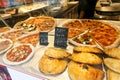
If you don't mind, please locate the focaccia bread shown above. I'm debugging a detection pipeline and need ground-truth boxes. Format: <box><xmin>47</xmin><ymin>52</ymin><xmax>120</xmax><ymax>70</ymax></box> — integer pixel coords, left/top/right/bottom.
<box><xmin>73</xmin><ymin>46</ymin><xmax>103</xmax><ymax>54</ymax></box>
<box><xmin>68</xmin><ymin>61</ymin><xmax>104</xmax><ymax>80</ymax></box>
<box><xmin>39</xmin><ymin>55</ymin><xmax>67</xmax><ymax>75</ymax></box>
<box><xmin>44</xmin><ymin>47</ymin><xmax>71</xmax><ymax>58</ymax></box>
<box><xmin>104</xmin><ymin>48</ymin><xmax>120</xmax><ymax>59</ymax></box>
<box><xmin>69</xmin><ymin>52</ymin><xmax>102</xmax><ymax>65</ymax></box>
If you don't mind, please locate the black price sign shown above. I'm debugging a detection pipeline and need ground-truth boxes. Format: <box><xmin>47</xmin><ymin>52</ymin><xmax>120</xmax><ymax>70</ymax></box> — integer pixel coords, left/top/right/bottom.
<box><xmin>54</xmin><ymin>27</ymin><xmax>68</xmax><ymax>49</ymax></box>
<box><xmin>39</xmin><ymin>32</ymin><xmax>48</xmax><ymax>45</ymax></box>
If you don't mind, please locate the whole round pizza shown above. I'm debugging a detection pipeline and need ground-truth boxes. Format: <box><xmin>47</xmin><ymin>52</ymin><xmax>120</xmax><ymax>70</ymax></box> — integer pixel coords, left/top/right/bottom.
<box><xmin>14</xmin><ymin>16</ymin><xmax>56</xmax><ymax>32</ymax></box>
<box><xmin>63</xmin><ymin>19</ymin><xmax>120</xmax><ymax>49</ymax></box>
<box><xmin>3</xmin><ymin>44</ymin><xmax>34</xmax><ymax>65</ymax></box>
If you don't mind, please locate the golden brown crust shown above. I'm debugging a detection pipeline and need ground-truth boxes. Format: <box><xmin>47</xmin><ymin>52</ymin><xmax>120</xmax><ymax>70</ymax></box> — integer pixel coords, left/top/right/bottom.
<box><xmin>107</xmin><ymin>69</ymin><xmax>120</xmax><ymax>80</ymax></box>
<box><xmin>69</xmin><ymin>52</ymin><xmax>102</xmax><ymax>65</ymax></box>
<box><xmin>104</xmin><ymin>48</ymin><xmax>120</xmax><ymax>59</ymax></box>
<box><xmin>68</xmin><ymin>61</ymin><xmax>104</xmax><ymax>80</ymax></box>
<box><xmin>39</xmin><ymin>55</ymin><xmax>67</xmax><ymax>75</ymax></box>
<box><xmin>44</xmin><ymin>47</ymin><xmax>71</xmax><ymax>58</ymax></box>
<box><xmin>104</xmin><ymin>58</ymin><xmax>120</xmax><ymax>73</ymax></box>
<box><xmin>73</xmin><ymin>46</ymin><xmax>103</xmax><ymax>54</ymax></box>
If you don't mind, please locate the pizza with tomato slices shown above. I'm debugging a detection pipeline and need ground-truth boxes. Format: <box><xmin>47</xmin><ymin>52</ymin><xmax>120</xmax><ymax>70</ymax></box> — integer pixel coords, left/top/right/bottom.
<box><xmin>3</xmin><ymin>44</ymin><xmax>34</xmax><ymax>65</ymax></box>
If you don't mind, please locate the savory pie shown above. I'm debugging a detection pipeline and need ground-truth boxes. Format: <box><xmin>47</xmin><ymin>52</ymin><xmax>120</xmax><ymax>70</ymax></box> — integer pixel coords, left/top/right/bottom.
<box><xmin>104</xmin><ymin>58</ymin><xmax>120</xmax><ymax>73</ymax></box>
<box><xmin>44</xmin><ymin>47</ymin><xmax>71</xmax><ymax>58</ymax></box>
<box><xmin>69</xmin><ymin>52</ymin><xmax>102</xmax><ymax>65</ymax></box>
<box><xmin>39</xmin><ymin>55</ymin><xmax>67</xmax><ymax>75</ymax></box>
<box><xmin>73</xmin><ymin>46</ymin><xmax>103</xmax><ymax>54</ymax></box>
<box><xmin>107</xmin><ymin>69</ymin><xmax>120</xmax><ymax>80</ymax></box>
<box><xmin>68</xmin><ymin>61</ymin><xmax>104</xmax><ymax>80</ymax></box>
<box><xmin>104</xmin><ymin>48</ymin><xmax>120</xmax><ymax>59</ymax></box>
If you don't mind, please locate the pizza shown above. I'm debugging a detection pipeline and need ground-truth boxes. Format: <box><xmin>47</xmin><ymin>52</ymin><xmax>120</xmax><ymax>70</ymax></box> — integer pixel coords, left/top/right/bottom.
<box><xmin>0</xmin><ymin>29</ymin><xmax>24</xmax><ymax>42</ymax></box>
<box><xmin>65</xmin><ymin>19</ymin><xmax>120</xmax><ymax>49</ymax></box>
<box><xmin>63</xmin><ymin>20</ymin><xmax>83</xmax><ymax>29</ymax></box>
<box><xmin>0</xmin><ymin>27</ymin><xmax>11</xmax><ymax>33</ymax></box>
<box><xmin>0</xmin><ymin>39</ymin><xmax>13</xmax><ymax>54</ymax></box>
<box><xmin>68</xmin><ymin>28</ymin><xmax>84</xmax><ymax>38</ymax></box>
<box><xmin>3</xmin><ymin>44</ymin><xmax>34</xmax><ymax>65</ymax></box>
<box><xmin>17</xmin><ymin>32</ymin><xmax>39</xmax><ymax>46</ymax></box>
<box><xmin>89</xmin><ymin>23</ymin><xmax>120</xmax><ymax>49</ymax></box>
<box><xmin>62</xmin><ymin>20</ymin><xmax>85</xmax><ymax>38</ymax></box>
<box><xmin>81</xmin><ymin>19</ymin><xmax>103</xmax><ymax>30</ymax></box>
<box><xmin>70</xmin><ymin>32</ymin><xmax>96</xmax><ymax>47</ymax></box>
<box><xmin>14</xmin><ymin>16</ymin><xmax>56</xmax><ymax>32</ymax></box>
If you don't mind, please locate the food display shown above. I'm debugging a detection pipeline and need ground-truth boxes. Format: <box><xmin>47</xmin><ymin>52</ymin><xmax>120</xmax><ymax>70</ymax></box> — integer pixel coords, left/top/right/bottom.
<box><xmin>0</xmin><ymin>39</ymin><xmax>13</xmax><ymax>54</ymax></box>
<box><xmin>14</xmin><ymin>16</ymin><xmax>56</xmax><ymax>32</ymax></box>
<box><xmin>3</xmin><ymin>44</ymin><xmax>34</xmax><ymax>65</ymax></box>
<box><xmin>0</xmin><ymin>18</ymin><xmax>120</xmax><ymax>80</ymax></box>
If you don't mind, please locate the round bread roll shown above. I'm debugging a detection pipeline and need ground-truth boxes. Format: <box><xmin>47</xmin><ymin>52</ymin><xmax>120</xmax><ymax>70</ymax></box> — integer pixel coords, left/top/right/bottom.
<box><xmin>44</xmin><ymin>47</ymin><xmax>71</xmax><ymax>58</ymax></box>
<box><xmin>107</xmin><ymin>69</ymin><xmax>120</xmax><ymax>80</ymax></box>
<box><xmin>104</xmin><ymin>58</ymin><xmax>120</xmax><ymax>74</ymax></box>
<box><xmin>68</xmin><ymin>61</ymin><xmax>104</xmax><ymax>80</ymax></box>
<box><xmin>69</xmin><ymin>52</ymin><xmax>102</xmax><ymax>65</ymax></box>
<box><xmin>73</xmin><ymin>46</ymin><xmax>103</xmax><ymax>54</ymax></box>
<box><xmin>104</xmin><ymin>48</ymin><xmax>120</xmax><ymax>59</ymax></box>
<box><xmin>39</xmin><ymin>55</ymin><xmax>67</xmax><ymax>75</ymax></box>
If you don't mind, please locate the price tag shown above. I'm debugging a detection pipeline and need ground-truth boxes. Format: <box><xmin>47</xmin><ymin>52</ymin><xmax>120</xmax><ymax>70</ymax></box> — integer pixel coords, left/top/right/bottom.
<box><xmin>39</xmin><ymin>32</ymin><xmax>48</xmax><ymax>45</ymax></box>
<box><xmin>54</xmin><ymin>27</ymin><xmax>68</xmax><ymax>49</ymax></box>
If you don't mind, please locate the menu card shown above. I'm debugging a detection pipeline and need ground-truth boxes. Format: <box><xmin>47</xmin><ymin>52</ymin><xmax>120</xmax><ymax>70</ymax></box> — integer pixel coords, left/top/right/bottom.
<box><xmin>54</xmin><ymin>27</ymin><xmax>68</xmax><ymax>49</ymax></box>
<box><xmin>39</xmin><ymin>32</ymin><xmax>48</xmax><ymax>45</ymax></box>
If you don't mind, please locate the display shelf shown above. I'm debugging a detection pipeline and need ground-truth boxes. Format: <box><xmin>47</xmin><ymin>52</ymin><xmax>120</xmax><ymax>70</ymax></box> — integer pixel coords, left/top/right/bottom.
<box><xmin>0</xmin><ymin>18</ymin><xmax>120</xmax><ymax>80</ymax></box>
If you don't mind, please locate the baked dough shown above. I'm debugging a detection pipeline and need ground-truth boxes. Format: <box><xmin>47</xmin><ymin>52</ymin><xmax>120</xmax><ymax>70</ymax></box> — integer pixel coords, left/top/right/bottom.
<box><xmin>107</xmin><ymin>69</ymin><xmax>120</xmax><ymax>80</ymax></box>
<box><xmin>39</xmin><ymin>55</ymin><xmax>67</xmax><ymax>75</ymax></box>
<box><xmin>104</xmin><ymin>58</ymin><xmax>120</xmax><ymax>73</ymax></box>
<box><xmin>68</xmin><ymin>61</ymin><xmax>104</xmax><ymax>80</ymax></box>
<box><xmin>104</xmin><ymin>48</ymin><xmax>120</xmax><ymax>59</ymax></box>
<box><xmin>44</xmin><ymin>47</ymin><xmax>71</xmax><ymax>58</ymax></box>
<box><xmin>69</xmin><ymin>52</ymin><xmax>102</xmax><ymax>65</ymax></box>
<box><xmin>73</xmin><ymin>46</ymin><xmax>103</xmax><ymax>54</ymax></box>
